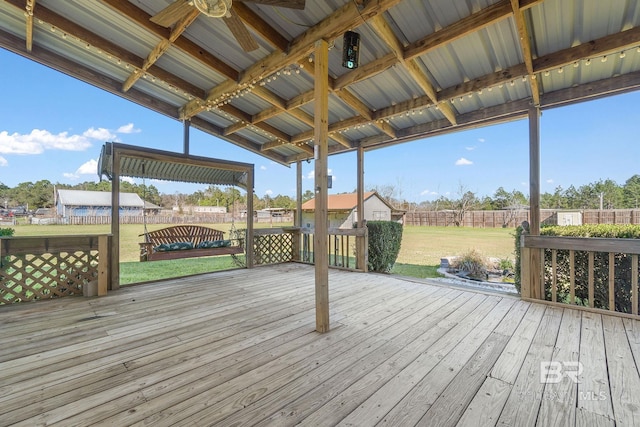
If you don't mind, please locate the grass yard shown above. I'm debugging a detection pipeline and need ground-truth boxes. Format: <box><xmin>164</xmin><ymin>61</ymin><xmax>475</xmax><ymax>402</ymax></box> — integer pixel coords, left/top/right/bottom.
<box><xmin>8</xmin><ymin>223</ymin><xmax>517</xmax><ymax>283</ymax></box>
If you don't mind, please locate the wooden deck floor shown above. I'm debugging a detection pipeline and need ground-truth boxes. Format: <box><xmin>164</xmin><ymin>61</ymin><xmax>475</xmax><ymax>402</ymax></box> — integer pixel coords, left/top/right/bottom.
<box><xmin>1</xmin><ymin>264</ymin><xmax>640</xmax><ymax>426</ymax></box>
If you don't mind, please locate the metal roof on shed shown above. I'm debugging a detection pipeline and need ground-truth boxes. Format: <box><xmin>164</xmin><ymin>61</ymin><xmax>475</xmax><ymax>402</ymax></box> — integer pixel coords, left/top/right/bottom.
<box><xmin>57</xmin><ymin>190</ymin><xmax>143</xmax><ymax>208</ymax></box>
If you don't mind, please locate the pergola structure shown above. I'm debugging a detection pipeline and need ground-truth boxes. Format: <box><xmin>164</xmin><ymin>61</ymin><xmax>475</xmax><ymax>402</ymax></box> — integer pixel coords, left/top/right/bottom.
<box><xmin>2</xmin><ymin>0</ymin><xmax>640</xmax><ymax>331</ymax></box>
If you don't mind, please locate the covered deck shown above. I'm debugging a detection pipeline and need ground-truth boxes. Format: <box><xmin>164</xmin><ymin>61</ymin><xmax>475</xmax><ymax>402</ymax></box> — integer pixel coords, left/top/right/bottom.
<box><xmin>1</xmin><ymin>264</ymin><xmax>638</xmax><ymax>426</ymax></box>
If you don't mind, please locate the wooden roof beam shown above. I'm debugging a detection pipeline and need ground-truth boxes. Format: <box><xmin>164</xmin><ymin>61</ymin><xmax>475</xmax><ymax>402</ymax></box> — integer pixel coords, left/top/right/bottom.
<box><xmin>4</xmin><ymin>0</ymin><xmax>207</xmax><ymax>99</ymax></box>
<box><xmin>403</xmin><ymin>0</ymin><xmax>545</xmax><ymax>60</ymax></box>
<box><xmin>123</xmin><ymin>10</ymin><xmax>199</xmax><ymax>92</ymax></box>
<box><xmin>534</xmin><ymin>25</ymin><xmax>640</xmax><ymax>73</ymax></box>
<box><xmin>510</xmin><ymin>0</ymin><xmax>540</xmax><ymax>106</ymax></box>
<box><xmin>0</xmin><ymin>27</ymin><xmax>288</xmax><ymax>166</ymax></box>
<box><xmin>101</xmin><ymin>0</ymin><xmax>238</xmax><ymax>80</ymax></box>
<box><xmin>232</xmin><ymin>2</ymin><xmax>289</xmax><ymax>52</ymax></box>
<box><xmin>370</xmin><ymin>15</ymin><xmax>457</xmax><ymax>125</ymax></box>
<box><xmin>181</xmin><ymin>0</ymin><xmax>404</xmax><ymax>119</ymax></box>
<box><xmin>439</xmin><ymin>26</ymin><xmax>640</xmax><ymax>102</ymax></box>
<box><xmin>25</xmin><ymin>0</ymin><xmax>35</xmax><ymax>51</ymax></box>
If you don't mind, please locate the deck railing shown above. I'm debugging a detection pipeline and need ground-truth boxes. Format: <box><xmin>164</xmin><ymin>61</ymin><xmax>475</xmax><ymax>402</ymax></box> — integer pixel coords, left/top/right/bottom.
<box><xmin>0</xmin><ymin>234</ymin><xmax>111</xmax><ymax>304</ymax></box>
<box><xmin>251</xmin><ymin>227</ymin><xmax>368</xmax><ymax>272</ymax></box>
<box><xmin>521</xmin><ymin>235</ymin><xmax>640</xmax><ymax>318</ymax></box>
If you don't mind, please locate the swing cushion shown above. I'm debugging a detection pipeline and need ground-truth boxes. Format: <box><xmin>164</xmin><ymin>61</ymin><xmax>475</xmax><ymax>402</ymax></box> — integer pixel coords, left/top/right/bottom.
<box><xmin>154</xmin><ymin>241</ymin><xmax>194</xmax><ymax>252</ymax></box>
<box><xmin>197</xmin><ymin>239</ymin><xmax>231</xmax><ymax>249</ymax></box>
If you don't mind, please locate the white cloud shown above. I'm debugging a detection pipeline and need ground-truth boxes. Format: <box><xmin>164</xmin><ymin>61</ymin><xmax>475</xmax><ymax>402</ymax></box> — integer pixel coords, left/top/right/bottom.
<box><xmin>120</xmin><ymin>176</ymin><xmax>135</xmax><ymax>184</ymax></box>
<box><xmin>478</xmin><ymin>138</ymin><xmax>486</xmax><ymax>143</ymax></box>
<box><xmin>260</xmin><ymin>165</ymin><xmax>267</xmax><ymax>170</ymax></box>
<box><xmin>0</xmin><ymin>156</ymin><xmax>7</xmax><ymax>166</ymax></box>
<box><xmin>546</xmin><ymin>178</ymin><xmax>554</xmax><ymax>184</ymax></box>
<box><xmin>465</xmin><ymin>146</ymin><xmax>475</xmax><ymax>151</ymax></box>
<box><xmin>420</xmin><ymin>189</ymin><xmax>438</xmax><ymax>196</ymax></box>
<box><xmin>62</xmin><ymin>159</ymin><xmax>99</xmax><ymax>181</ymax></box>
<box><xmin>455</xmin><ymin>157</ymin><xmax>473</xmax><ymax>166</ymax></box>
<box><xmin>0</xmin><ymin>129</ymin><xmax>93</xmax><ymax>154</ymax></box>
<box><xmin>83</xmin><ymin>127</ymin><xmax>117</xmax><ymax>141</ymax></box>
<box><xmin>265</xmin><ymin>189</ymin><xmax>273</xmax><ymax>196</ymax></box>
<box><xmin>521</xmin><ymin>182</ymin><xmax>528</xmax><ymax>186</ymax></box>
<box><xmin>77</xmin><ymin>159</ymin><xmax>98</xmax><ymax>175</ymax></box>
<box><xmin>116</xmin><ymin>123</ymin><xmax>140</xmax><ymax>134</ymax></box>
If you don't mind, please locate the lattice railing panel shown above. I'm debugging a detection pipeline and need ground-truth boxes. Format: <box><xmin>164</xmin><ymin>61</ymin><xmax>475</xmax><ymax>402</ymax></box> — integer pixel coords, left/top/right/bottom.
<box><xmin>0</xmin><ymin>250</ymin><xmax>99</xmax><ymax>304</ymax></box>
<box><xmin>253</xmin><ymin>233</ymin><xmax>293</xmax><ymax>266</ymax></box>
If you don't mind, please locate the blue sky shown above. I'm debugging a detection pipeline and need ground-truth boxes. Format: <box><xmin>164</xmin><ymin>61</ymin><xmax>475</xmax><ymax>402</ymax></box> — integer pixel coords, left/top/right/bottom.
<box><xmin>1</xmin><ymin>48</ymin><xmax>640</xmax><ymax>203</ymax></box>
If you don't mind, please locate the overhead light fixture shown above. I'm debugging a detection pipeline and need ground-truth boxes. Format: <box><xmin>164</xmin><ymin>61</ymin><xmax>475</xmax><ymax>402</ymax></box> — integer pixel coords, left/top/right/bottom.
<box><xmin>342</xmin><ymin>31</ymin><xmax>360</xmax><ymax>69</ymax></box>
<box><xmin>194</xmin><ymin>0</ymin><xmax>232</xmax><ymax>18</ymax></box>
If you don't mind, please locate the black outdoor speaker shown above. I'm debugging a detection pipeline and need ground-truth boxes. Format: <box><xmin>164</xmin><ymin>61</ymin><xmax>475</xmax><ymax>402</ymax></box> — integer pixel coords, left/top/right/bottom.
<box><xmin>342</xmin><ymin>31</ymin><xmax>360</xmax><ymax>69</ymax></box>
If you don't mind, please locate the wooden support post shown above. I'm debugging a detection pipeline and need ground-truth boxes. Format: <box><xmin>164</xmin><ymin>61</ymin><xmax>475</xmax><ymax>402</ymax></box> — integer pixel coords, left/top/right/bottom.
<box><xmin>246</xmin><ymin>165</ymin><xmax>255</xmax><ymax>269</ymax></box>
<box><xmin>110</xmin><ymin>149</ymin><xmax>120</xmax><ymax>291</ymax></box>
<box><xmin>97</xmin><ymin>235</ymin><xmax>109</xmax><ymax>296</ymax></box>
<box><xmin>356</xmin><ymin>145</ymin><xmax>367</xmax><ymax>271</ymax></box>
<box><xmin>527</xmin><ymin>105</ymin><xmax>542</xmax><ymax>299</ymax></box>
<box><xmin>314</xmin><ymin>39</ymin><xmax>330</xmax><ymax>333</ymax></box>
<box><xmin>183</xmin><ymin>119</ymin><xmax>190</xmax><ymax>155</ymax></box>
<box><xmin>291</xmin><ymin>228</ymin><xmax>301</xmax><ymax>262</ymax></box>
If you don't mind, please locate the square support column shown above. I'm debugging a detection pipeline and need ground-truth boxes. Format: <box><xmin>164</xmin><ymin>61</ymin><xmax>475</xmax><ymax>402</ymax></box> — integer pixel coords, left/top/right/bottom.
<box><xmin>314</xmin><ymin>39</ymin><xmax>330</xmax><ymax>333</ymax></box>
<box><xmin>527</xmin><ymin>105</ymin><xmax>542</xmax><ymax>299</ymax></box>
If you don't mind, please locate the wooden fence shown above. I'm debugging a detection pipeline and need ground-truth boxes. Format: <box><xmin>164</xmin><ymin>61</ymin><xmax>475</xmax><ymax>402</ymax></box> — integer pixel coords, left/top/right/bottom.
<box><xmin>29</xmin><ymin>214</ymin><xmax>294</xmax><ymax>226</ymax></box>
<box><xmin>405</xmin><ymin>209</ymin><xmax>640</xmax><ymax>228</ymax></box>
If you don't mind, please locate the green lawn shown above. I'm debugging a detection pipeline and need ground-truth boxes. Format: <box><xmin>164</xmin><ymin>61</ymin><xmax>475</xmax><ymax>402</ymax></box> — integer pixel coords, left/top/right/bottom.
<box><xmin>8</xmin><ymin>223</ymin><xmax>517</xmax><ymax>282</ymax></box>
<box><xmin>391</xmin><ymin>226</ymin><xmax>516</xmax><ymax>279</ymax></box>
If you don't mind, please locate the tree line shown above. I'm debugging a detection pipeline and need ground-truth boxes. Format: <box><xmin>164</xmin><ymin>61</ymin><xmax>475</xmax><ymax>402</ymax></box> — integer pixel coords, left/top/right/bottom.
<box><xmin>0</xmin><ymin>180</ymin><xmax>309</xmax><ymax>212</ymax></box>
<box><xmin>3</xmin><ymin>174</ymin><xmax>640</xmax><ymax>214</ymax></box>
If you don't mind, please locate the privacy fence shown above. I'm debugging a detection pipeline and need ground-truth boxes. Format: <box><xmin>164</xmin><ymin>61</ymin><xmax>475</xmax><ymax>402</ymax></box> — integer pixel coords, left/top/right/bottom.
<box><xmin>31</xmin><ymin>214</ymin><xmax>294</xmax><ymax>226</ymax></box>
<box><xmin>404</xmin><ymin>209</ymin><xmax>640</xmax><ymax>228</ymax></box>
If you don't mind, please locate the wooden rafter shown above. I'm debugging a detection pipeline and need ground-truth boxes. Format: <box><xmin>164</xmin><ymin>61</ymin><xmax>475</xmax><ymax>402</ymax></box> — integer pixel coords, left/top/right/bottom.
<box><xmin>8</xmin><ymin>0</ymin><xmax>640</xmax><ymax>166</ymax></box>
<box><xmin>180</xmin><ymin>0</ymin><xmax>404</xmax><ymax>119</ymax></box>
<box><xmin>369</xmin><ymin>15</ymin><xmax>457</xmax><ymax>125</ymax></box>
<box><xmin>403</xmin><ymin>0</ymin><xmax>544</xmax><ymax>60</ymax></box>
<box><xmin>510</xmin><ymin>0</ymin><xmax>540</xmax><ymax>106</ymax></box>
<box><xmin>101</xmin><ymin>0</ymin><xmax>238</xmax><ymax>80</ymax></box>
<box><xmin>25</xmin><ymin>0</ymin><xmax>35</xmax><ymax>51</ymax></box>
<box><xmin>122</xmin><ymin>9</ymin><xmax>199</xmax><ymax>92</ymax></box>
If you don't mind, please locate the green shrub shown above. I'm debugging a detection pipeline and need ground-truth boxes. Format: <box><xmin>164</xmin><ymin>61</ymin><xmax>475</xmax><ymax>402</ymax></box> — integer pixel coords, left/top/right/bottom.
<box><xmin>513</xmin><ymin>225</ymin><xmax>524</xmax><ymax>293</ymax></box>
<box><xmin>514</xmin><ymin>224</ymin><xmax>640</xmax><ymax>312</ymax></box>
<box><xmin>367</xmin><ymin>221</ymin><xmax>403</xmax><ymax>273</ymax></box>
<box><xmin>0</xmin><ymin>228</ymin><xmax>14</xmax><ymax>237</ymax></box>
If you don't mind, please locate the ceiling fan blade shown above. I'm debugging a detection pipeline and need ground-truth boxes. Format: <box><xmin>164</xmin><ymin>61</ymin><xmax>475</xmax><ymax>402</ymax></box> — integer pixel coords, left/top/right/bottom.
<box><xmin>224</xmin><ymin>9</ymin><xmax>259</xmax><ymax>52</ymax></box>
<box><xmin>150</xmin><ymin>0</ymin><xmax>195</xmax><ymax>27</ymax></box>
<box><xmin>241</xmin><ymin>0</ymin><xmax>306</xmax><ymax>10</ymax></box>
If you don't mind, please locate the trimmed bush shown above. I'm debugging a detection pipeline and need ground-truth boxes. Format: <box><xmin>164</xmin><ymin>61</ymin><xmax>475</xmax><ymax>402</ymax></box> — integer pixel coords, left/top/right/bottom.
<box><xmin>513</xmin><ymin>225</ymin><xmax>524</xmax><ymax>293</ymax></box>
<box><xmin>514</xmin><ymin>224</ymin><xmax>640</xmax><ymax>312</ymax></box>
<box><xmin>0</xmin><ymin>228</ymin><xmax>14</xmax><ymax>237</ymax></box>
<box><xmin>367</xmin><ymin>221</ymin><xmax>403</xmax><ymax>273</ymax></box>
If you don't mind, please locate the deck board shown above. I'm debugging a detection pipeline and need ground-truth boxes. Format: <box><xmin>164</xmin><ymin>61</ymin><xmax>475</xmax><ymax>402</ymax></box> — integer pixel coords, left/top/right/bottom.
<box><xmin>0</xmin><ymin>264</ymin><xmax>639</xmax><ymax>426</ymax></box>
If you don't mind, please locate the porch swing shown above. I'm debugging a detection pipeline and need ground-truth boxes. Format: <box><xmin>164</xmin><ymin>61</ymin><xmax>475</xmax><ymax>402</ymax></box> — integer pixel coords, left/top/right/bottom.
<box><xmin>98</xmin><ymin>142</ymin><xmax>253</xmax><ymax>264</ymax></box>
<box><xmin>138</xmin><ymin>170</ymin><xmax>245</xmax><ymax>262</ymax></box>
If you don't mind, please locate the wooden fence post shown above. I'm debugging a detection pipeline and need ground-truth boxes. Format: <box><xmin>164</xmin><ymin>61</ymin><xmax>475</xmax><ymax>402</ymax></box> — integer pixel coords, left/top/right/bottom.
<box><xmin>98</xmin><ymin>235</ymin><xmax>109</xmax><ymax>296</ymax></box>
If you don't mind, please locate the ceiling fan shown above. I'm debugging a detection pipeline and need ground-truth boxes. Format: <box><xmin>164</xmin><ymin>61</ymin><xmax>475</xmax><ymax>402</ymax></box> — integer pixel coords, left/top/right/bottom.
<box><xmin>150</xmin><ymin>0</ymin><xmax>306</xmax><ymax>52</ymax></box>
